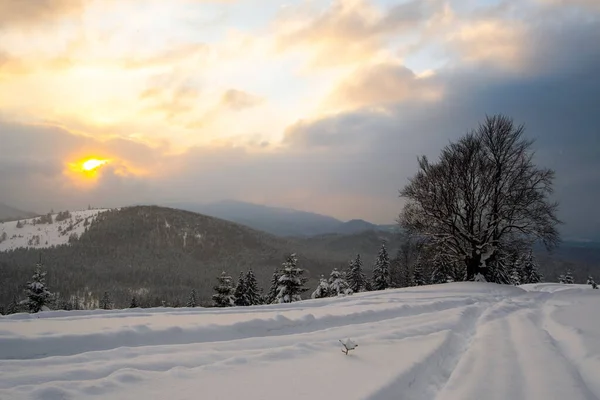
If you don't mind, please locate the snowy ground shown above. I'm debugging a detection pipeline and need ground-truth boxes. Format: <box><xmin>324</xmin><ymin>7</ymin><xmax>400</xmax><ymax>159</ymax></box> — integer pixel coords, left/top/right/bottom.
<box><xmin>1</xmin><ymin>283</ymin><xmax>598</xmax><ymax>400</ymax></box>
<box><xmin>0</xmin><ymin>209</ymin><xmax>109</xmax><ymax>252</ymax></box>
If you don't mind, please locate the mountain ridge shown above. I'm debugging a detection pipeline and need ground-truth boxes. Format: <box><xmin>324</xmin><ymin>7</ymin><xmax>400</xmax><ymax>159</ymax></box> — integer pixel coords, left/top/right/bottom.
<box><xmin>162</xmin><ymin>199</ymin><xmax>397</xmax><ymax>237</ymax></box>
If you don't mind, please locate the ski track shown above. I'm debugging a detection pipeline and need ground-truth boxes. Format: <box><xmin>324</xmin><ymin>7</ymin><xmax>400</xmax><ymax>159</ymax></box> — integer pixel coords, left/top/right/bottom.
<box><xmin>0</xmin><ymin>283</ymin><xmax>598</xmax><ymax>400</ymax></box>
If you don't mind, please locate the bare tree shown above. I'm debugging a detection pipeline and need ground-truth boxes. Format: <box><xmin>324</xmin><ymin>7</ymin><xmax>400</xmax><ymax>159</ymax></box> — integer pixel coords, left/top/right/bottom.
<box><xmin>399</xmin><ymin>115</ymin><xmax>560</xmax><ymax>281</ymax></box>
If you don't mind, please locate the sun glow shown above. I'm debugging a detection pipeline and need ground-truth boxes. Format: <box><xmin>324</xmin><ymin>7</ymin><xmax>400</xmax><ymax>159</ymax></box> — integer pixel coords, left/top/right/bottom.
<box><xmin>82</xmin><ymin>158</ymin><xmax>108</xmax><ymax>171</ymax></box>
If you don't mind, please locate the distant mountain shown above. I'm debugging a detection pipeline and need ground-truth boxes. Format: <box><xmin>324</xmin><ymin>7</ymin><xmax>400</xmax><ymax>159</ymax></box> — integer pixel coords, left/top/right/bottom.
<box><xmin>163</xmin><ymin>200</ymin><xmax>397</xmax><ymax>237</ymax></box>
<box><xmin>0</xmin><ymin>206</ymin><xmax>398</xmax><ymax>308</ymax></box>
<box><xmin>0</xmin><ymin>203</ymin><xmax>37</xmax><ymax>222</ymax></box>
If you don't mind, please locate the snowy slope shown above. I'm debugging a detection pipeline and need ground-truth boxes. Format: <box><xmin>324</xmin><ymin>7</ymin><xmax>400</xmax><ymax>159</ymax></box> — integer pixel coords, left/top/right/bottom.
<box><xmin>0</xmin><ymin>283</ymin><xmax>599</xmax><ymax>400</ymax></box>
<box><xmin>0</xmin><ymin>209</ymin><xmax>109</xmax><ymax>252</ymax></box>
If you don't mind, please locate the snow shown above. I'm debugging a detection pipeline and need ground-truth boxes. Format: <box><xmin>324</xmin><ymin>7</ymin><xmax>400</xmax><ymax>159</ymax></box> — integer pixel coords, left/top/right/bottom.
<box><xmin>1</xmin><ymin>283</ymin><xmax>599</xmax><ymax>399</ymax></box>
<box><xmin>0</xmin><ymin>209</ymin><xmax>109</xmax><ymax>252</ymax></box>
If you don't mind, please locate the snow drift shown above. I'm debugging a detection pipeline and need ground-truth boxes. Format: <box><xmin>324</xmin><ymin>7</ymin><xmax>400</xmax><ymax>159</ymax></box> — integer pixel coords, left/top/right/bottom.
<box><xmin>0</xmin><ymin>283</ymin><xmax>598</xmax><ymax>400</ymax></box>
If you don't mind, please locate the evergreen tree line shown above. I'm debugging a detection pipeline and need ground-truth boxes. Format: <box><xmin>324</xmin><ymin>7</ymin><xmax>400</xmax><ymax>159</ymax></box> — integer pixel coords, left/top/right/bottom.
<box><xmin>2</xmin><ymin>237</ymin><xmax>592</xmax><ymax>316</ymax></box>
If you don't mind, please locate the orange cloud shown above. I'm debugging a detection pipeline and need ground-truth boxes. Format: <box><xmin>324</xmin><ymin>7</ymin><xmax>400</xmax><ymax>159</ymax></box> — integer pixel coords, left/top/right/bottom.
<box><xmin>274</xmin><ymin>0</ymin><xmax>427</xmax><ymax>68</ymax></box>
<box><xmin>0</xmin><ymin>0</ymin><xmax>83</xmax><ymax>29</ymax></box>
<box><xmin>447</xmin><ymin>19</ymin><xmax>527</xmax><ymax>69</ymax></box>
<box><xmin>324</xmin><ymin>62</ymin><xmax>443</xmax><ymax>112</ymax></box>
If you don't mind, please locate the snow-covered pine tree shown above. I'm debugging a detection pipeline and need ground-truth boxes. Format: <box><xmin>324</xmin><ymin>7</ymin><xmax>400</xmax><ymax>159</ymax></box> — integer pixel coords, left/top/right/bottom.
<box><xmin>587</xmin><ymin>276</ymin><xmax>598</xmax><ymax>289</ymax></box>
<box><xmin>509</xmin><ymin>262</ymin><xmax>521</xmax><ymax>286</ymax></box>
<box><xmin>186</xmin><ymin>289</ymin><xmax>197</xmax><ymax>307</ymax></box>
<box><xmin>24</xmin><ymin>262</ymin><xmax>53</xmax><ymax>313</ymax></box>
<box><xmin>403</xmin><ymin>263</ymin><xmax>413</xmax><ymax>287</ymax></box>
<box><xmin>99</xmin><ymin>291</ymin><xmax>112</xmax><ymax>310</ymax></box>
<box><xmin>244</xmin><ymin>269</ymin><xmax>262</xmax><ymax>305</ymax></box>
<box><xmin>587</xmin><ymin>276</ymin><xmax>594</xmax><ymax>285</ymax></box>
<box><xmin>233</xmin><ymin>271</ymin><xmax>249</xmax><ymax>306</ymax></box>
<box><xmin>276</xmin><ymin>253</ymin><xmax>308</xmax><ymax>303</ymax></box>
<box><xmin>213</xmin><ymin>271</ymin><xmax>235</xmax><ymax>307</ymax></box>
<box><xmin>558</xmin><ymin>274</ymin><xmax>566</xmax><ymax>284</ymax></box>
<box><xmin>6</xmin><ymin>295</ymin><xmax>19</xmax><ymax>314</ymax></box>
<box><xmin>413</xmin><ymin>258</ymin><xmax>426</xmax><ymax>286</ymax></box>
<box><xmin>130</xmin><ymin>296</ymin><xmax>139</xmax><ymax>308</ymax></box>
<box><xmin>329</xmin><ymin>268</ymin><xmax>352</xmax><ymax>296</ymax></box>
<box><xmin>311</xmin><ymin>275</ymin><xmax>330</xmax><ymax>299</ymax></box>
<box><xmin>266</xmin><ymin>269</ymin><xmax>281</xmax><ymax>304</ymax></box>
<box><xmin>347</xmin><ymin>254</ymin><xmax>366</xmax><ymax>293</ymax></box>
<box><xmin>431</xmin><ymin>256</ymin><xmax>451</xmax><ymax>284</ymax></box>
<box><xmin>520</xmin><ymin>251</ymin><xmax>542</xmax><ymax>284</ymax></box>
<box><xmin>372</xmin><ymin>243</ymin><xmax>391</xmax><ymax>290</ymax></box>
<box><xmin>563</xmin><ymin>270</ymin><xmax>574</xmax><ymax>284</ymax></box>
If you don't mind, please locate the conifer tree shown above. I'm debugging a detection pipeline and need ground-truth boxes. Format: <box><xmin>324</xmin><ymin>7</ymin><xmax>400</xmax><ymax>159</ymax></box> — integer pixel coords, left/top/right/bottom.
<box><xmin>431</xmin><ymin>256</ymin><xmax>451</xmax><ymax>284</ymax></box>
<box><xmin>347</xmin><ymin>254</ymin><xmax>366</xmax><ymax>293</ymax></box>
<box><xmin>510</xmin><ymin>262</ymin><xmax>521</xmax><ymax>286</ymax></box>
<box><xmin>212</xmin><ymin>271</ymin><xmax>234</xmax><ymax>307</ymax></box>
<box><xmin>372</xmin><ymin>243</ymin><xmax>390</xmax><ymax>290</ymax></box>
<box><xmin>403</xmin><ymin>263</ymin><xmax>413</xmax><ymax>287</ymax></box>
<box><xmin>72</xmin><ymin>295</ymin><xmax>81</xmax><ymax>310</ymax></box>
<box><xmin>559</xmin><ymin>274</ymin><xmax>566</xmax><ymax>284</ymax></box>
<box><xmin>311</xmin><ymin>275</ymin><xmax>330</xmax><ymax>299</ymax></box>
<box><xmin>99</xmin><ymin>291</ymin><xmax>112</xmax><ymax>310</ymax></box>
<box><xmin>328</xmin><ymin>268</ymin><xmax>352</xmax><ymax>296</ymax></box>
<box><xmin>6</xmin><ymin>295</ymin><xmax>20</xmax><ymax>314</ymax></box>
<box><xmin>244</xmin><ymin>269</ymin><xmax>262</xmax><ymax>305</ymax></box>
<box><xmin>266</xmin><ymin>269</ymin><xmax>281</xmax><ymax>304</ymax></box>
<box><xmin>233</xmin><ymin>271</ymin><xmax>249</xmax><ymax>306</ymax></box>
<box><xmin>563</xmin><ymin>269</ymin><xmax>574</xmax><ymax>284</ymax></box>
<box><xmin>130</xmin><ymin>296</ymin><xmax>139</xmax><ymax>308</ymax></box>
<box><xmin>275</xmin><ymin>253</ymin><xmax>308</xmax><ymax>303</ymax></box>
<box><xmin>413</xmin><ymin>259</ymin><xmax>426</xmax><ymax>286</ymax></box>
<box><xmin>587</xmin><ymin>276</ymin><xmax>598</xmax><ymax>289</ymax></box>
<box><xmin>24</xmin><ymin>262</ymin><xmax>53</xmax><ymax>313</ymax></box>
<box><xmin>521</xmin><ymin>251</ymin><xmax>542</xmax><ymax>284</ymax></box>
<box><xmin>187</xmin><ymin>289</ymin><xmax>197</xmax><ymax>307</ymax></box>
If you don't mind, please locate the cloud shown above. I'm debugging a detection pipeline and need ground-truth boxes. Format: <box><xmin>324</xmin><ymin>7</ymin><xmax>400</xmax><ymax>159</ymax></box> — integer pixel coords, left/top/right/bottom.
<box><xmin>220</xmin><ymin>89</ymin><xmax>264</xmax><ymax>110</ymax></box>
<box><xmin>0</xmin><ymin>0</ymin><xmax>599</xmax><ymax>240</ymax></box>
<box><xmin>0</xmin><ymin>0</ymin><xmax>83</xmax><ymax>29</ymax></box>
<box><xmin>323</xmin><ymin>62</ymin><xmax>442</xmax><ymax>111</ymax></box>
<box><xmin>274</xmin><ymin>0</ymin><xmax>432</xmax><ymax>67</ymax></box>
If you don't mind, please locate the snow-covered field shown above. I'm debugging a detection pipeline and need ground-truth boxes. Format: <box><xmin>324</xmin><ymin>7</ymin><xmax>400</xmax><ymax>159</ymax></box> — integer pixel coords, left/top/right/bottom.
<box><xmin>1</xmin><ymin>282</ymin><xmax>598</xmax><ymax>400</ymax></box>
<box><xmin>0</xmin><ymin>209</ymin><xmax>109</xmax><ymax>252</ymax></box>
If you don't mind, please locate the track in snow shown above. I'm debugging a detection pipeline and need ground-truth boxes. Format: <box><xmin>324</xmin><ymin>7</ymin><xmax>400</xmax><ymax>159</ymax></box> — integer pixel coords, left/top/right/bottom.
<box><xmin>0</xmin><ymin>282</ymin><xmax>598</xmax><ymax>400</ymax></box>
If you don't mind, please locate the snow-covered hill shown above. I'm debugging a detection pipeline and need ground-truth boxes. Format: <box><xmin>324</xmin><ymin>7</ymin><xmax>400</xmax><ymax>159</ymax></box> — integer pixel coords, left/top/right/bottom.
<box><xmin>0</xmin><ymin>209</ymin><xmax>109</xmax><ymax>252</ymax></box>
<box><xmin>1</xmin><ymin>283</ymin><xmax>598</xmax><ymax>399</ymax></box>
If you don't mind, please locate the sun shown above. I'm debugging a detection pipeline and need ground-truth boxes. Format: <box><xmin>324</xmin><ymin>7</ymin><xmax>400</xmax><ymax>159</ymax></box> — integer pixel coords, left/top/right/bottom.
<box><xmin>82</xmin><ymin>158</ymin><xmax>108</xmax><ymax>172</ymax></box>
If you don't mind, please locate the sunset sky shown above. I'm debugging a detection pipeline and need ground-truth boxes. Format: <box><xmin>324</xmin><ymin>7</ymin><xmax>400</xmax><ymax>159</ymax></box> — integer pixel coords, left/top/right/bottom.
<box><xmin>1</xmin><ymin>0</ymin><xmax>599</xmax><ymax>239</ymax></box>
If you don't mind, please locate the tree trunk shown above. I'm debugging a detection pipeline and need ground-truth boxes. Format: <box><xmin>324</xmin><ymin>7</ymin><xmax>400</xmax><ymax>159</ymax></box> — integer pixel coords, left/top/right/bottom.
<box><xmin>465</xmin><ymin>252</ymin><xmax>486</xmax><ymax>281</ymax></box>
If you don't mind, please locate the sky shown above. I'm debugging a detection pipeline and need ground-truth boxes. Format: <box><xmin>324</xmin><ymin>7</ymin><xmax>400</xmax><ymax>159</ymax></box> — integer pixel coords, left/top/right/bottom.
<box><xmin>0</xmin><ymin>0</ymin><xmax>599</xmax><ymax>240</ymax></box>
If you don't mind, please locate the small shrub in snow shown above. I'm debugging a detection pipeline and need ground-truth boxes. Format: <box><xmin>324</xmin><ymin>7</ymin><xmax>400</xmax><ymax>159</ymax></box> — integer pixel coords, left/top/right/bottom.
<box><xmin>130</xmin><ymin>296</ymin><xmax>139</xmax><ymax>308</ymax></box>
<box><xmin>563</xmin><ymin>270</ymin><xmax>574</xmax><ymax>284</ymax></box>
<box><xmin>339</xmin><ymin>338</ymin><xmax>358</xmax><ymax>355</ymax></box>
<box><xmin>587</xmin><ymin>276</ymin><xmax>598</xmax><ymax>289</ymax></box>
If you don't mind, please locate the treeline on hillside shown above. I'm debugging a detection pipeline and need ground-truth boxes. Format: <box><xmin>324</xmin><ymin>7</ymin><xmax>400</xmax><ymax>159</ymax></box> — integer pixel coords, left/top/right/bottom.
<box><xmin>8</xmin><ymin>235</ymin><xmax>592</xmax><ymax>315</ymax></box>
<box><xmin>0</xmin><ymin>206</ymin><xmax>399</xmax><ymax>309</ymax></box>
